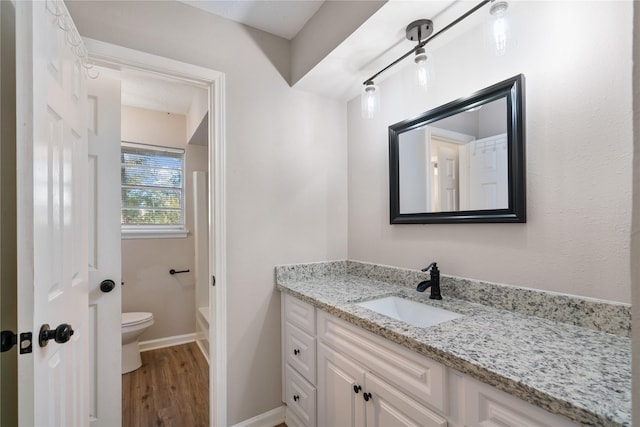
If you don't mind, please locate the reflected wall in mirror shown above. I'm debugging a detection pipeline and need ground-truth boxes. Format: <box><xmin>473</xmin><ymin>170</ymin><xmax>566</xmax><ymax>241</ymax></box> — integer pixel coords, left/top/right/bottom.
<box><xmin>389</xmin><ymin>74</ymin><xmax>525</xmax><ymax>223</ymax></box>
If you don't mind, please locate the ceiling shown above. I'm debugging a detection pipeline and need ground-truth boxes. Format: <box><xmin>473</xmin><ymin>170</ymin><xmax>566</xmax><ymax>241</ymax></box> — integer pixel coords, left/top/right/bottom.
<box><xmin>96</xmin><ymin>66</ymin><xmax>207</xmax><ymax>115</ymax></box>
<box><xmin>178</xmin><ymin>0</ymin><xmax>325</xmax><ymax>40</ymax></box>
<box><xmin>177</xmin><ymin>0</ymin><xmax>485</xmax><ymax>101</ymax></box>
<box><xmin>94</xmin><ymin>0</ymin><xmax>486</xmax><ymax>112</ymax></box>
<box><xmin>294</xmin><ymin>1</ymin><xmax>488</xmax><ymax>101</ymax></box>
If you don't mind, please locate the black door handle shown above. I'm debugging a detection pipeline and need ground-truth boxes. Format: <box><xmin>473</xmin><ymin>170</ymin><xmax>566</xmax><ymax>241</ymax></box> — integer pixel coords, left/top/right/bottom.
<box><xmin>100</xmin><ymin>279</ymin><xmax>116</xmax><ymax>293</ymax></box>
<box><xmin>39</xmin><ymin>324</ymin><xmax>74</xmax><ymax>347</ymax></box>
<box><xmin>363</xmin><ymin>392</ymin><xmax>372</xmax><ymax>402</ymax></box>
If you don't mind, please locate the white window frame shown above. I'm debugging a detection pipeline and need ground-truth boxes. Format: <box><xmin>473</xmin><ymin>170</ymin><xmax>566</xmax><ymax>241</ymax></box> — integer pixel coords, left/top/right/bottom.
<box><xmin>121</xmin><ymin>141</ymin><xmax>188</xmax><ymax>239</ymax></box>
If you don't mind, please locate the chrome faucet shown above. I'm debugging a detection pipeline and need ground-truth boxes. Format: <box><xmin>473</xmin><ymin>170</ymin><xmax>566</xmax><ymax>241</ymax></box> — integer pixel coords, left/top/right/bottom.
<box><xmin>416</xmin><ymin>262</ymin><xmax>442</xmax><ymax>300</ymax></box>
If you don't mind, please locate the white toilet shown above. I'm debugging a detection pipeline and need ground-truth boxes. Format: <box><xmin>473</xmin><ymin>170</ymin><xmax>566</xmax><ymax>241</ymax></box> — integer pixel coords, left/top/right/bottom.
<box><xmin>121</xmin><ymin>312</ymin><xmax>154</xmax><ymax>374</ymax></box>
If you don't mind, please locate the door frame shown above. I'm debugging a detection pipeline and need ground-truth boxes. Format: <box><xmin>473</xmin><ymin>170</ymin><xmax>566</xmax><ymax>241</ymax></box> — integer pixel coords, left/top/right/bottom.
<box><xmin>83</xmin><ymin>38</ymin><xmax>228</xmax><ymax>426</ymax></box>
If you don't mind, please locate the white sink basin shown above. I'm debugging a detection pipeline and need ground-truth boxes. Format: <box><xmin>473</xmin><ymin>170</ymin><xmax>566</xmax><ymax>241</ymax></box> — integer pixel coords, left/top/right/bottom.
<box><xmin>356</xmin><ymin>296</ymin><xmax>463</xmax><ymax>328</ymax></box>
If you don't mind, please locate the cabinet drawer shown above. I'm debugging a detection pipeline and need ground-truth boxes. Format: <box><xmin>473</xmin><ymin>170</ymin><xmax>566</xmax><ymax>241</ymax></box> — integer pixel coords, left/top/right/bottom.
<box><xmin>285</xmin><ymin>293</ymin><xmax>316</xmax><ymax>334</ymax></box>
<box><xmin>462</xmin><ymin>375</ymin><xmax>577</xmax><ymax>427</ymax></box>
<box><xmin>285</xmin><ymin>322</ymin><xmax>316</xmax><ymax>384</ymax></box>
<box><xmin>285</xmin><ymin>365</ymin><xmax>317</xmax><ymax>427</ymax></box>
<box><xmin>317</xmin><ymin>310</ymin><xmax>446</xmax><ymax>413</ymax></box>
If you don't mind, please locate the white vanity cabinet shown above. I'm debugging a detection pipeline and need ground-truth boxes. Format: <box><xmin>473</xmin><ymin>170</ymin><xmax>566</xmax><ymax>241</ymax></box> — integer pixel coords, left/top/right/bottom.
<box><xmin>318</xmin><ymin>342</ymin><xmax>447</xmax><ymax>427</ymax></box>
<box><xmin>316</xmin><ymin>310</ymin><xmax>448</xmax><ymax>427</ymax></box>
<box><xmin>282</xmin><ymin>293</ymin><xmax>580</xmax><ymax>427</ymax></box>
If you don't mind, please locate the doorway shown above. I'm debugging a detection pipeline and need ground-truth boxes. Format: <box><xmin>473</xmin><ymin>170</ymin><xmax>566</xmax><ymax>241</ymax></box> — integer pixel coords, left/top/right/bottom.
<box><xmin>86</xmin><ymin>38</ymin><xmax>227</xmax><ymax>426</ymax></box>
<box><xmin>97</xmin><ymin>64</ymin><xmax>210</xmax><ymax>424</ymax></box>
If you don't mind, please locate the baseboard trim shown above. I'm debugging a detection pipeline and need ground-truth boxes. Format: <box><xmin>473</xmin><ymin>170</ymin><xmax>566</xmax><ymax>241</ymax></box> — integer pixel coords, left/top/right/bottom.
<box><xmin>139</xmin><ymin>333</ymin><xmax>196</xmax><ymax>352</ymax></box>
<box><xmin>230</xmin><ymin>405</ymin><xmax>285</xmax><ymax>427</ymax></box>
<box><xmin>284</xmin><ymin>408</ymin><xmax>304</xmax><ymax>427</ymax></box>
<box><xmin>195</xmin><ymin>338</ymin><xmax>210</xmax><ymax>364</ymax></box>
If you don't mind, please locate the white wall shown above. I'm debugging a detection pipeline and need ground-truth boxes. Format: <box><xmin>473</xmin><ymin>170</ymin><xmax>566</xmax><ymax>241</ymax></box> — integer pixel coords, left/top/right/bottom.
<box><xmin>398</xmin><ymin>128</ymin><xmax>428</xmax><ymax>213</ymax></box>
<box><xmin>186</xmin><ymin>88</ymin><xmax>207</xmax><ymax>145</ymax></box>
<box><xmin>66</xmin><ymin>2</ymin><xmax>348</xmax><ymax>423</ymax></box>
<box><xmin>348</xmin><ymin>1</ymin><xmax>633</xmax><ymax>303</ymax></box>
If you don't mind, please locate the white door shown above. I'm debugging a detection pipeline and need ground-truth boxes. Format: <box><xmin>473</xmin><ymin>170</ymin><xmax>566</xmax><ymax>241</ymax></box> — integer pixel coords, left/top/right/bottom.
<box><xmin>87</xmin><ymin>74</ymin><xmax>122</xmax><ymax>426</ymax></box>
<box><xmin>16</xmin><ymin>1</ymin><xmax>89</xmax><ymax>425</ymax></box>
<box><xmin>469</xmin><ymin>134</ymin><xmax>509</xmax><ymax>210</ymax></box>
<box><xmin>317</xmin><ymin>343</ymin><xmax>366</xmax><ymax>427</ymax></box>
<box><xmin>364</xmin><ymin>374</ymin><xmax>446</xmax><ymax>427</ymax></box>
<box><xmin>437</xmin><ymin>144</ymin><xmax>459</xmax><ymax>212</ymax></box>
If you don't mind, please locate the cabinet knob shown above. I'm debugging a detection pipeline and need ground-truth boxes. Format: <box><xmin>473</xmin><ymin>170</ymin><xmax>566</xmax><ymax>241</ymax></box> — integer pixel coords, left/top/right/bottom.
<box><xmin>293</xmin><ymin>348</ymin><xmax>300</xmax><ymax>355</ymax></box>
<box><xmin>363</xmin><ymin>392</ymin><xmax>372</xmax><ymax>402</ymax></box>
<box><xmin>293</xmin><ymin>395</ymin><xmax>300</xmax><ymax>402</ymax></box>
<box><xmin>353</xmin><ymin>385</ymin><xmax>362</xmax><ymax>394</ymax></box>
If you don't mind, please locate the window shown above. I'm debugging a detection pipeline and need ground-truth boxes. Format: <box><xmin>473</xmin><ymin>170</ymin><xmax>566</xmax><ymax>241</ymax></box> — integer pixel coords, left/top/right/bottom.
<box><xmin>121</xmin><ymin>142</ymin><xmax>186</xmax><ymax>238</ymax></box>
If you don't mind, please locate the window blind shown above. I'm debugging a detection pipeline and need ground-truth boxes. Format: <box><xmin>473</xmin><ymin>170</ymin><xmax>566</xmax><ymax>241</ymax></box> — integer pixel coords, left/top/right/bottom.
<box><xmin>121</xmin><ymin>142</ymin><xmax>185</xmax><ymax>228</ymax></box>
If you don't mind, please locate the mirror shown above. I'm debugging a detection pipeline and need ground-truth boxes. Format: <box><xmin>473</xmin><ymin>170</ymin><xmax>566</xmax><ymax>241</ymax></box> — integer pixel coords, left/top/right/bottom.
<box><xmin>389</xmin><ymin>74</ymin><xmax>526</xmax><ymax>224</ymax></box>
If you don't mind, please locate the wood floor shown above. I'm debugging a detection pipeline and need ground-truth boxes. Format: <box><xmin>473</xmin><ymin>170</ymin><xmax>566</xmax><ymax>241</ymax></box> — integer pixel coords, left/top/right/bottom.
<box><xmin>122</xmin><ymin>342</ymin><xmax>209</xmax><ymax>427</ymax></box>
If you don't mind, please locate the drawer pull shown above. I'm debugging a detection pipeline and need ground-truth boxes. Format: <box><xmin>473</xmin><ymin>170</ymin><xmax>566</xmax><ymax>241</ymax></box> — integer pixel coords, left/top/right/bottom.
<box><xmin>293</xmin><ymin>348</ymin><xmax>300</xmax><ymax>355</ymax></box>
<box><xmin>353</xmin><ymin>385</ymin><xmax>362</xmax><ymax>394</ymax></box>
<box><xmin>363</xmin><ymin>392</ymin><xmax>372</xmax><ymax>402</ymax></box>
<box><xmin>293</xmin><ymin>394</ymin><xmax>300</xmax><ymax>402</ymax></box>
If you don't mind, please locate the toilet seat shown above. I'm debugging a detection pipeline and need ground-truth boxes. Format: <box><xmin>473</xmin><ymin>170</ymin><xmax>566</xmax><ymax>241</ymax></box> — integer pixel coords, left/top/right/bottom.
<box><xmin>122</xmin><ymin>312</ymin><xmax>153</xmax><ymax>327</ymax></box>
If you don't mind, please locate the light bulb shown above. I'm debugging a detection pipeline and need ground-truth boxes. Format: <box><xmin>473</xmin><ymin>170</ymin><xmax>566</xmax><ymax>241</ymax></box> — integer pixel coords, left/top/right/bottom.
<box><xmin>490</xmin><ymin>1</ymin><xmax>508</xmax><ymax>56</ymax></box>
<box><xmin>361</xmin><ymin>82</ymin><xmax>380</xmax><ymax>119</ymax></box>
<box><xmin>414</xmin><ymin>47</ymin><xmax>428</xmax><ymax>90</ymax></box>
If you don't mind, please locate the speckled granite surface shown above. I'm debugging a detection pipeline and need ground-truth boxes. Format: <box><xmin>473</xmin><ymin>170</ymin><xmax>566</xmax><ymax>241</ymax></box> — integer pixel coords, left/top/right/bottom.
<box><xmin>275</xmin><ymin>260</ymin><xmax>632</xmax><ymax>427</ymax></box>
<box><xmin>276</xmin><ymin>260</ymin><xmax>631</xmax><ymax>337</ymax></box>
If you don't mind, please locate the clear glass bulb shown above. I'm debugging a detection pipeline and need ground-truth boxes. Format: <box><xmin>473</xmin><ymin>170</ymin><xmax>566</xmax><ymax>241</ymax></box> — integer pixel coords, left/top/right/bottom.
<box><xmin>361</xmin><ymin>83</ymin><xmax>380</xmax><ymax>119</ymax></box>
<box><xmin>414</xmin><ymin>47</ymin><xmax>428</xmax><ymax>90</ymax></box>
<box><xmin>490</xmin><ymin>2</ymin><xmax>508</xmax><ymax>56</ymax></box>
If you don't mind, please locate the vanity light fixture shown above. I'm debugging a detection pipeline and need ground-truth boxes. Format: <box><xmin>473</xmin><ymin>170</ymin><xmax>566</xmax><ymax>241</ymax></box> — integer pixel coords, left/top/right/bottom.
<box><xmin>490</xmin><ymin>1</ymin><xmax>509</xmax><ymax>56</ymax></box>
<box><xmin>406</xmin><ymin>19</ymin><xmax>433</xmax><ymax>91</ymax></box>
<box><xmin>414</xmin><ymin>46</ymin><xmax>429</xmax><ymax>90</ymax></box>
<box><xmin>361</xmin><ymin>81</ymin><xmax>380</xmax><ymax>119</ymax></box>
<box><xmin>360</xmin><ymin>0</ymin><xmax>507</xmax><ymax>119</ymax></box>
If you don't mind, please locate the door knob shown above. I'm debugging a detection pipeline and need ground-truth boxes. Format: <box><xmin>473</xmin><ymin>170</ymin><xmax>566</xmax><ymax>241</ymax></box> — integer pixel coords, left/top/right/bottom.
<box><xmin>100</xmin><ymin>279</ymin><xmax>116</xmax><ymax>293</ymax></box>
<box><xmin>39</xmin><ymin>323</ymin><xmax>74</xmax><ymax>347</ymax></box>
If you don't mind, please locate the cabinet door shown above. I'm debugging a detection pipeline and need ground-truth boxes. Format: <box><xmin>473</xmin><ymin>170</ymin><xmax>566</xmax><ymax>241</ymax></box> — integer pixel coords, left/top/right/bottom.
<box><xmin>317</xmin><ymin>343</ymin><xmax>366</xmax><ymax>427</ymax></box>
<box><xmin>365</xmin><ymin>373</ymin><xmax>447</xmax><ymax>427</ymax></box>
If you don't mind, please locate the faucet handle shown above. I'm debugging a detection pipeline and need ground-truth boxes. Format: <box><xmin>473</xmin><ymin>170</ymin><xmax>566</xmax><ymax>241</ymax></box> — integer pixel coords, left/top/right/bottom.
<box><xmin>421</xmin><ymin>262</ymin><xmax>437</xmax><ymax>272</ymax></box>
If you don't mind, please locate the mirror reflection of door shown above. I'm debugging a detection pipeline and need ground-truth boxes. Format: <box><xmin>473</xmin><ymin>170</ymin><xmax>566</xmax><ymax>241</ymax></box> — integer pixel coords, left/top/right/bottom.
<box><xmin>436</xmin><ymin>142</ymin><xmax>459</xmax><ymax>212</ymax></box>
<box><xmin>398</xmin><ymin>97</ymin><xmax>508</xmax><ymax>214</ymax></box>
<box><xmin>428</xmin><ymin>128</ymin><xmax>472</xmax><ymax>212</ymax></box>
<box><xmin>469</xmin><ymin>134</ymin><xmax>508</xmax><ymax>210</ymax></box>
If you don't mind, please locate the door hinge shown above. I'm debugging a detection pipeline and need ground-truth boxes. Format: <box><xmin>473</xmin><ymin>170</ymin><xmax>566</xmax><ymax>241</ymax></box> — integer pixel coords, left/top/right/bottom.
<box><xmin>212</xmin><ymin>275</ymin><xmax>216</xmax><ymax>287</ymax></box>
<box><xmin>1</xmin><ymin>330</ymin><xmax>33</xmax><ymax>354</ymax></box>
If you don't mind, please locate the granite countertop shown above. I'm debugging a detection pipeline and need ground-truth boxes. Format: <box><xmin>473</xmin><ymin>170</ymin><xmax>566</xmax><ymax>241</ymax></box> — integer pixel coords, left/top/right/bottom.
<box><xmin>275</xmin><ymin>262</ymin><xmax>631</xmax><ymax>427</ymax></box>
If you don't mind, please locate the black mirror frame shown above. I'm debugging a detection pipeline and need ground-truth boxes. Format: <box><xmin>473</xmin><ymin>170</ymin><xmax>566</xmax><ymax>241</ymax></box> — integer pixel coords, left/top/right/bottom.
<box><xmin>389</xmin><ymin>74</ymin><xmax>526</xmax><ymax>224</ymax></box>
